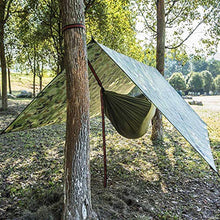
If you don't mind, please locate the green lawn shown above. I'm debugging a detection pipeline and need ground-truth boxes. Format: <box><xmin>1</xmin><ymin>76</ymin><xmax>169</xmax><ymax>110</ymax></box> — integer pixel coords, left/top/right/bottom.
<box><xmin>0</xmin><ymin>71</ymin><xmax>54</xmax><ymax>97</ymax></box>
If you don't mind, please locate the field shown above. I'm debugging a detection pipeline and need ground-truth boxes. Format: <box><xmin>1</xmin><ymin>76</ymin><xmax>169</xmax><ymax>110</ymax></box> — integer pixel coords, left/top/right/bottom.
<box><xmin>0</xmin><ymin>75</ymin><xmax>219</xmax><ymax>219</ymax></box>
<box><xmin>0</xmin><ymin>72</ymin><xmax>54</xmax><ymax>96</ymax></box>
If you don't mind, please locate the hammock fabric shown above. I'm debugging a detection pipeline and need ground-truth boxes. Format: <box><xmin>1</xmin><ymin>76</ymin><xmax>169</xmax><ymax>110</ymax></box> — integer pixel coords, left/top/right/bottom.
<box><xmin>102</xmin><ymin>90</ymin><xmax>156</xmax><ymax>139</ymax></box>
<box><xmin>100</xmin><ymin>90</ymin><xmax>155</xmax><ymax>187</ymax></box>
<box><xmin>89</xmin><ymin>60</ymin><xmax>156</xmax><ymax>186</ymax></box>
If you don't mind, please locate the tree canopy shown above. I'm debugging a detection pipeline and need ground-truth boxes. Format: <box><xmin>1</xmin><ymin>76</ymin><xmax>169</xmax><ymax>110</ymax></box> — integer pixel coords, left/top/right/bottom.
<box><xmin>136</xmin><ymin>0</ymin><xmax>220</xmax><ymax>64</ymax></box>
<box><xmin>168</xmin><ymin>72</ymin><xmax>186</xmax><ymax>91</ymax></box>
<box><xmin>214</xmin><ymin>75</ymin><xmax>220</xmax><ymax>93</ymax></box>
<box><xmin>201</xmin><ymin>70</ymin><xmax>214</xmax><ymax>94</ymax></box>
<box><xmin>188</xmin><ymin>72</ymin><xmax>204</xmax><ymax>93</ymax></box>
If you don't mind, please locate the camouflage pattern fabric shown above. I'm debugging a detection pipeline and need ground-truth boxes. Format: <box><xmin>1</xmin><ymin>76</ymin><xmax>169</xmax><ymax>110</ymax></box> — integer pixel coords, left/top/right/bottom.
<box><xmin>103</xmin><ymin>90</ymin><xmax>156</xmax><ymax>139</ymax></box>
<box><xmin>2</xmin><ymin>40</ymin><xmax>136</xmax><ymax>134</ymax></box>
<box><xmin>2</xmin><ymin>73</ymin><xmax>66</xmax><ymax>133</ymax></box>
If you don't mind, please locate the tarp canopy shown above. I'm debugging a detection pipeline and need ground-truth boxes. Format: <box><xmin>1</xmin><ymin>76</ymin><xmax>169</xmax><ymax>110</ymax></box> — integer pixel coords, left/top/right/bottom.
<box><xmin>1</xmin><ymin>39</ymin><xmax>217</xmax><ymax>173</ymax></box>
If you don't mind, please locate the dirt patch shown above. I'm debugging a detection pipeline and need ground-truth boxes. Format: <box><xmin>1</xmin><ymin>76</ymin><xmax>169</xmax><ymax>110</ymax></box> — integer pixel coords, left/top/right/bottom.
<box><xmin>189</xmin><ymin>95</ymin><xmax>220</xmax><ymax>112</ymax></box>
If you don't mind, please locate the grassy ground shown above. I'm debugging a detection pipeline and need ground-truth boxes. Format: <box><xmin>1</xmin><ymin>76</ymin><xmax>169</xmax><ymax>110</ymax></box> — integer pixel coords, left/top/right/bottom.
<box><xmin>0</xmin><ymin>72</ymin><xmax>53</xmax><ymax>97</ymax></box>
<box><xmin>0</xmin><ymin>85</ymin><xmax>219</xmax><ymax>219</ymax></box>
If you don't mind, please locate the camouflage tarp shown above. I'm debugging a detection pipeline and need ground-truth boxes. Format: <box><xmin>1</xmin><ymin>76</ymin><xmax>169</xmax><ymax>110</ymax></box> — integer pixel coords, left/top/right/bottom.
<box><xmin>1</xmin><ymin>39</ymin><xmax>217</xmax><ymax>172</ymax></box>
<box><xmin>2</xmin><ymin>73</ymin><xmax>66</xmax><ymax>133</ymax></box>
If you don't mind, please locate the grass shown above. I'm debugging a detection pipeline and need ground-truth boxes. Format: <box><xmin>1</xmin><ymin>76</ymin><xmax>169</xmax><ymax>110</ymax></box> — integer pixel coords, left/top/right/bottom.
<box><xmin>0</xmin><ymin>71</ymin><xmax>54</xmax><ymax>96</ymax></box>
<box><xmin>0</xmin><ymin>75</ymin><xmax>219</xmax><ymax>219</ymax></box>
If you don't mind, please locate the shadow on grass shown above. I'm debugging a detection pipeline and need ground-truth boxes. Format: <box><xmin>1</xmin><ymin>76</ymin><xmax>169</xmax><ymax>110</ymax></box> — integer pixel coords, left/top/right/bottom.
<box><xmin>0</xmin><ymin>124</ymin><xmax>65</xmax><ymax>219</ymax></box>
<box><xmin>90</xmin><ymin>120</ymin><xmax>220</xmax><ymax>219</ymax></box>
<box><xmin>0</xmin><ymin>116</ymin><xmax>219</xmax><ymax>219</ymax></box>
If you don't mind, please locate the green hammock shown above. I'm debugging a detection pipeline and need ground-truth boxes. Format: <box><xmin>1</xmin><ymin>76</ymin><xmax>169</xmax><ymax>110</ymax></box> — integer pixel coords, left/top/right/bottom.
<box><xmin>102</xmin><ymin>90</ymin><xmax>156</xmax><ymax>139</ymax></box>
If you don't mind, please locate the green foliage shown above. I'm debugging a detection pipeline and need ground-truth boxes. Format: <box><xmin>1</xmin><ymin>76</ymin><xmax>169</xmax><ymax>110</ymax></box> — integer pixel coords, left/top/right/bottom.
<box><xmin>86</xmin><ymin>0</ymin><xmax>144</xmax><ymax>61</ymax></box>
<box><xmin>201</xmin><ymin>70</ymin><xmax>214</xmax><ymax>94</ymax></box>
<box><xmin>143</xmin><ymin>44</ymin><xmax>156</xmax><ymax>67</ymax></box>
<box><xmin>188</xmin><ymin>72</ymin><xmax>204</xmax><ymax>93</ymax></box>
<box><xmin>136</xmin><ymin>0</ymin><xmax>220</xmax><ymax>63</ymax></box>
<box><xmin>214</xmin><ymin>75</ymin><xmax>220</xmax><ymax>93</ymax></box>
<box><xmin>5</xmin><ymin>0</ymin><xmax>144</xmax><ymax>75</ymax></box>
<box><xmin>168</xmin><ymin>72</ymin><xmax>186</xmax><ymax>91</ymax></box>
<box><xmin>191</xmin><ymin>57</ymin><xmax>208</xmax><ymax>73</ymax></box>
<box><xmin>208</xmin><ymin>59</ymin><xmax>220</xmax><ymax>78</ymax></box>
<box><xmin>165</xmin><ymin>58</ymin><xmax>190</xmax><ymax>77</ymax></box>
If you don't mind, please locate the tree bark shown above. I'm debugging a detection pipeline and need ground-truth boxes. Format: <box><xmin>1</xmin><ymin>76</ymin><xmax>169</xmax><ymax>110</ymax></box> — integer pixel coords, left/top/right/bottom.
<box><xmin>39</xmin><ymin>75</ymin><xmax>42</xmax><ymax>92</ymax></box>
<box><xmin>39</xmin><ymin>63</ymin><xmax>43</xmax><ymax>92</ymax></box>
<box><xmin>61</xmin><ymin>0</ymin><xmax>94</xmax><ymax>219</ymax></box>
<box><xmin>8</xmin><ymin>68</ymin><xmax>12</xmax><ymax>94</ymax></box>
<box><xmin>33</xmin><ymin>46</ymin><xmax>36</xmax><ymax>97</ymax></box>
<box><xmin>0</xmin><ymin>1</ymin><xmax>7</xmax><ymax>110</ymax></box>
<box><xmin>33</xmin><ymin>72</ymin><xmax>36</xmax><ymax>97</ymax></box>
<box><xmin>151</xmin><ymin>0</ymin><xmax>165</xmax><ymax>142</ymax></box>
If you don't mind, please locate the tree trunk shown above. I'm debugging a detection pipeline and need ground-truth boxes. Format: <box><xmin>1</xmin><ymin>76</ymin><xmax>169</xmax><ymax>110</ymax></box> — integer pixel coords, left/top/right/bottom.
<box><xmin>151</xmin><ymin>0</ymin><xmax>165</xmax><ymax>142</ymax></box>
<box><xmin>39</xmin><ymin>75</ymin><xmax>42</xmax><ymax>92</ymax></box>
<box><xmin>0</xmin><ymin>21</ymin><xmax>7</xmax><ymax>110</ymax></box>
<box><xmin>0</xmin><ymin>0</ymin><xmax>7</xmax><ymax>110</ymax></box>
<box><xmin>8</xmin><ymin>68</ymin><xmax>12</xmax><ymax>94</ymax></box>
<box><xmin>33</xmin><ymin>72</ymin><xmax>36</xmax><ymax>97</ymax></box>
<box><xmin>61</xmin><ymin>0</ymin><xmax>94</xmax><ymax>219</ymax></box>
<box><xmin>33</xmin><ymin>49</ymin><xmax>36</xmax><ymax>97</ymax></box>
<box><xmin>39</xmin><ymin>63</ymin><xmax>43</xmax><ymax>92</ymax></box>
<box><xmin>58</xmin><ymin>11</ymin><xmax>65</xmax><ymax>73</ymax></box>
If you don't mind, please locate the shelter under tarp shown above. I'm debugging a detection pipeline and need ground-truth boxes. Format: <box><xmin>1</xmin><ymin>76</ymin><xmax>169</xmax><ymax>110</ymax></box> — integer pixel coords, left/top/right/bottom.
<box><xmin>1</xmin><ymin>39</ymin><xmax>217</xmax><ymax>173</ymax></box>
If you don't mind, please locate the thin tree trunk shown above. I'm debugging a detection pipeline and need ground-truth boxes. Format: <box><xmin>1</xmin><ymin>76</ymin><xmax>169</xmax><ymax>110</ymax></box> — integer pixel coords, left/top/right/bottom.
<box><xmin>33</xmin><ymin>73</ymin><xmax>36</xmax><ymax>97</ymax></box>
<box><xmin>0</xmin><ymin>21</ymin><xmax>7</xmax><ymax>110</ymax></box>
<box><xmin>40</xmin><ymin>63</ymin><xmax>43</xmax><ymax>92</ymax></box>
<box><xmin>39</xmin><ymin>75</ymin><xmax>42</xmax><ymax>92</ymax></box>
<box><xmin>61</xmin><ymin>0</ymin><xmax>95</xmax><ymax>219</ymax></box>
<box><xmin>33</xmin><ymin>50</ymin><xmax>36</xmax><ymax>97</ymax></box>
<box><xmin>151</xmin><ymin>0</ymin><xmax>165</xmax><ymax>142</ymax></box>
<box><xmin>8</xmin><ymin>68</ymin><xmax>12</xmax><ymax>94</ymax></box>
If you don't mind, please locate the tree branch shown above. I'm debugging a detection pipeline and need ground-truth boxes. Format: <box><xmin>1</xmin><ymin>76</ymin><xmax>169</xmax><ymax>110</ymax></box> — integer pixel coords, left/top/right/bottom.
<box><xmin>4</xmin><ymin>0</ymin><xmax>13</xmax><ymax>22</ymax></box>
<box><xmin>165</xmin><ymin>0</ymin><xmax>179</xmax><ymax>17</ymax></box>
<box><xmin>166</xmin><ymin>0</ymin><xmax>187</xmax><ymax>25</ymax></box>
<box><xmin>136</xmin><ymin>2</ymin><xmax>156</xmax><ymax>33</ymax></box>
<box><xmin>166</xmin><ymin>3</ymin><xmax>220</xmax><ymax>50</ymax></box>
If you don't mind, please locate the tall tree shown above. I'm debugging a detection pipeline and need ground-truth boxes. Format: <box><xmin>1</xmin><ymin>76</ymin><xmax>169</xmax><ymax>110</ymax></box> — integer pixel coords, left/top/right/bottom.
<box><xmin>151</xmin><ymin>0</ymin><xmax>165</xmax><ymax>141</ymax></box>
<box><xmin>188</xmin><ymin>72</ymin><xmax>204</xmax><ymax>93</ymax></box>
<box><xmin>201</xmin><ymin>70</ymin><xmax>214</xmax><ymax>94</ymax></box>
<box><xmin>61</xmin><ymin>0</ymin><xmax>94</xmax><ymax>219</ymax></box>
<box><xmin>169</xmin><ymin>72</ymin><xmax>186</xmax><ymax>91</ymax></box>
<box><xmin>18</xmin><ymin>0</ymin><xmax>143</xmax><ymax>78</ymax></box>
<box><xmin>208</xmin><ymin>59</ymin><xmax>220</xmax><ymax>78</ymax></box>
<box><xmin>214</xmin><ymin>75</ymin><xmax>220</xmax><ymax>93</ymax></box>
<box><xmin>0</xmin><ymin>0</ymin><xmax>12</xmax><ymax>110</ymax></box>
<box><xmin>137</xmin><ymin>0</ymin><xmax>220</xmax><ymax>141</ymax></box>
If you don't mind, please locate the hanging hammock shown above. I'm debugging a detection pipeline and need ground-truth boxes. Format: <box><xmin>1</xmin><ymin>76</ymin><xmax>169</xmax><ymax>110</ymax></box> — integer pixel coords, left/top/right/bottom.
<box><xmin>89</xmin><ymin>60</ymin><xmax>156</xmax><ymax>187</ymax></box>
<box><xmin>102</xmin><ymin>90</ymin><xmax>156</xmax><ymax>139</ymax></box>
